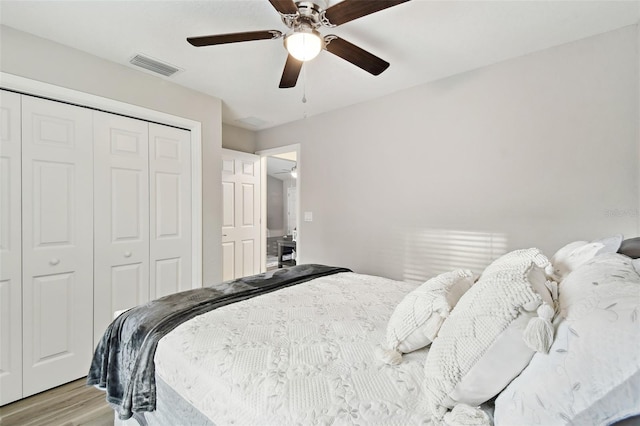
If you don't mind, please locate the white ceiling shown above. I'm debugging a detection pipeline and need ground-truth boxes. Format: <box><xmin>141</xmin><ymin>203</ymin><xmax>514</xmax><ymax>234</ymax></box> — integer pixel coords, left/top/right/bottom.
<box><xmin>267</xmin><ymin>156</ymin><xmax>296</xmax><ymax>180</ymax></box>
<box><xmin>1</xmin><ymin>1</ymin><xmax>638</xmax><ymax>130</ymax></box>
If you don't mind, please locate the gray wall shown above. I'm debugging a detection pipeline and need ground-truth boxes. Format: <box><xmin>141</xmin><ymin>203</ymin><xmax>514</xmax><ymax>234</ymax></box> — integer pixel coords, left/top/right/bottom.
<box><xmin>222</xmin><ymin>123</ymin><xmax>257</xmax><ymax>153</ymax></box>
<box><xmin>256</xmin><ymin>25</ymin><xmax>640</xmax><ymax>282</ymax></box>
<box><xmin>267</xmin><ymin>175</ymin><xmax>285</xmax><ymax>235</ymax></box>
<box><xmin>0</xmin><ymin>25</ymin><xmax>224</xmax><ymax>283</ymax></box>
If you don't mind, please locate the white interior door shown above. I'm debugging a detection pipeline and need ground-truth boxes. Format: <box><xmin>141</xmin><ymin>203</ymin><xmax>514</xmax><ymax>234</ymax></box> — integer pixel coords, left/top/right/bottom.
<box><xmin>21</xmin><ymin>96</ymin><xmax>94</xmax><ymax>397</ymax></box>
<box><xmin>0</xmin><ymin>90</ymin><xmax>23</xmax><ymax>405</ymax></box>
<box><xmin>221</xmin><ymin>149</ymin><xmax>261</xmax><ymax>281</ymax></box>
<box><xmin>93</xmin><ymin>112</ymin><xmax>150</xmax><ymax>343</ymax></box>
<box><xmin>149</xmin><ymin>123</ymin><xmax>191</xmax><ymax>299</ymax></box>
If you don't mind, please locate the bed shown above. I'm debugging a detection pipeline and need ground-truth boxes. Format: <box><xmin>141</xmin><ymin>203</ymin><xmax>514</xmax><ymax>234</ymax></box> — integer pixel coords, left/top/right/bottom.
<box><xmin>89</xmin><ymin>237</ymin><xmax>640</xmax><ymax>426</ymax></box>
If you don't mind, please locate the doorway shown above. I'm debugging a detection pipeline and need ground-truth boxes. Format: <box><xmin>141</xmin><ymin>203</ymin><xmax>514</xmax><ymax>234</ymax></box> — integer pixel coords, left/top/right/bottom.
<box><xmin>257</xmin><ymin>144</ymin><xmax>300</xmax><ymax>271</ymax></box>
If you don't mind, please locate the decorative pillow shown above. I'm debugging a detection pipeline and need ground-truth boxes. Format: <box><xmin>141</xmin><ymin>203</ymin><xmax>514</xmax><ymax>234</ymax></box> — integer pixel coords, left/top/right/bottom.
<box><xmin>423</xmin><ymin>248</ymin><xmax>555</xmax><ymax>421</ymax></box>
<box><xmin>619</xmin><ymin>237</ymin><xmax>640</xmax><ymax>259</ymax></box>
<box><xmin>495</xmin><ymin>253</ymin><xmax>640</xmax><ymax>425</ymax></box>
<box><xmin>379</xmin><ymin>269</ymin><xmax>474</xmax><ymax>365</ymax></box>
<box><xmin>549</xmin><ymin>235</ymin><xmax>623</xmax><ymax>282</ymax></box>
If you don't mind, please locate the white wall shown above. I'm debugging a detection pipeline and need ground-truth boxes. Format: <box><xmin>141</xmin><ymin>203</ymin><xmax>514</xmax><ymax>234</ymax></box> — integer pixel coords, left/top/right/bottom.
<box><xmin>256</xmin><ymin>25</ymin><xmax>640</xmax><ymax>282</ymax></box>
<box><xmin>0</xmin><ymin>25</ymin><xmax>224</xmax><ymax>283</ymax></box>
<box><xmin>222</xmin><ymin>123</ymin><xmax>257</xmax><ymax>153</ymax></box>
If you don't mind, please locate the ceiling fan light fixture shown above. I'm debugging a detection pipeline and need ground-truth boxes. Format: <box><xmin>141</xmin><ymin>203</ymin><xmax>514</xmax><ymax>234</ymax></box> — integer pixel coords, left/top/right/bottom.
<box><xmin>284</xmin><ymin>28</ymin><xmax>323</xmax><ymax>61</ymax></box>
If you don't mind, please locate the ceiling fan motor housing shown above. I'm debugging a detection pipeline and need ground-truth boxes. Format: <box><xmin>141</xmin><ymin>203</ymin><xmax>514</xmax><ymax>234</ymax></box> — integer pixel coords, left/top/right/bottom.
<box><xmin>282</xmin><ymin>1</ymin><xmax>328</xmax><ymax>30</ymax></box>
<box><xmin>281</xmin><ymin>1</ymin><xmax>329</xmax><ymax>61</ymax></box>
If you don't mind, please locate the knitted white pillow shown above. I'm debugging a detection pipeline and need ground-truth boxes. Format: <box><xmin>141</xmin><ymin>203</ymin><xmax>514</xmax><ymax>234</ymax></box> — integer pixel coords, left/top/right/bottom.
<box><xmin>380</xmin><ymin>269</ymin><xmax>474</xmax><ymax>365</ymax></box>
<box><xmin>423</xmin><ymin>248</ymin><xmax>555</xmax><ymax>421</ymax></box>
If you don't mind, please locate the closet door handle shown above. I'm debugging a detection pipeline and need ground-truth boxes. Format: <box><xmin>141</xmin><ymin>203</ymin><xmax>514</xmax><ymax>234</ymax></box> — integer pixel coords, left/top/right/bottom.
<box><xmin>49</xmin><ymin>258</ymin><xmax>60</xmax><ymax>266</ymax></box>
<box><xmin>124</xmin><ymin>251</ymin><xmax>132</xmax><ymax>258</ymax></box>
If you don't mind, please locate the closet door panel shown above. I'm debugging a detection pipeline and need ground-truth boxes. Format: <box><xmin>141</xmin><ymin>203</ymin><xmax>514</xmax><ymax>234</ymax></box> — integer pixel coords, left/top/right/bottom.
<box><xmin>0</xmin><ymin>90</ymin><xmax>23</xmax><ymax>405</ymax></box>
<box><xmin>93</xmin><ymin>112</ymin><xmax>149</xmax><ymax>343</ymax></box>
<box><xmin>21</xmin><ymin>96</ymin><xmax>93</xmax><ymax>397</ymax></box>
<box><xmin>149</xmin><ymin>124</ymin><xmax>191</xmax><ymax>298</ymax></box>
<box><xmin>31</xmin><ymin>274</ymin><xmax>74</xmax><ymax>360</ymax></box>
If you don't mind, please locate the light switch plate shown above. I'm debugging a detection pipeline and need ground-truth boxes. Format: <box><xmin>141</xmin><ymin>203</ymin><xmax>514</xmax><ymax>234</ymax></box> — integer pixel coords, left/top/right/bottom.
<box><xmin>304</xmin><ymin>211</ymin><xmax>313</xmax><ymax>222</ymax></box>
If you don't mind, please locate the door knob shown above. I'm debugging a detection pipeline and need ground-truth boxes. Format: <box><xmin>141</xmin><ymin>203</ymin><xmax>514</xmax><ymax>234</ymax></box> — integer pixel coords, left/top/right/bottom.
<box><xmin>124</xmin><ymin>251</ymin><xmax>132</xmax><ymax>258</ymax></box>
<box><xmin>49</xmin><ymin>258</ymin><xmax>60</xmax><ymax>266</ymax></box>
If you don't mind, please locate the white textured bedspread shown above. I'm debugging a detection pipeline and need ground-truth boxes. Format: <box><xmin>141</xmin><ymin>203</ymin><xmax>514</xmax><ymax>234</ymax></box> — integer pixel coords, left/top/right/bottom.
<box><xmin>155</xmin><ymin>272</ymin><xmax>430</xmax><ymax>425</ymax></box>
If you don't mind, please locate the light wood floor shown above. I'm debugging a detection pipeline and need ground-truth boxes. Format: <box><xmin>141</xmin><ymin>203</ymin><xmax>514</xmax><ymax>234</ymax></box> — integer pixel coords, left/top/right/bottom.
<box><xmin>0</xmin><ymin>378</ymin><xmax>113</xmax><ymax>426</ymax></box>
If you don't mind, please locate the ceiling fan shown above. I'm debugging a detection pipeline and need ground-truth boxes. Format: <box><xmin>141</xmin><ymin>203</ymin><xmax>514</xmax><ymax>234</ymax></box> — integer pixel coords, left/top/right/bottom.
<box><xmin>274</xmin><ymin>166</ymin><xmax>298</xmax><ymax>178</ymax></box>
<box><xmin>187</xmin><ymin>0</ymin><xmax>410</xmax><ymax>88</ymax></box>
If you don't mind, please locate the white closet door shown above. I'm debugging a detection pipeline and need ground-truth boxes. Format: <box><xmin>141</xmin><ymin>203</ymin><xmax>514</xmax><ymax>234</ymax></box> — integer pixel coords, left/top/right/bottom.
<box><xmin>221</xmin><ymin>150</ymin><xmax>261</xmax><ymax>281</ymax></box>
<box><xmin>21</xmin><ymin>96</ymin><xmax>94</xmax><ymax>397</ymax></box>
<box><xmin>0</xmin><ymin>90</ymin><xmax>23</xmax><ymax>405</ymax></box>
<box><xmin>149</xmin><ymin>124</ymin><xmax>191</xmax><ymax>299</ymax></box>
<box><xmin>93</xmin><ymin>112</ymin><xmax>149</xmax><ymax>343</ymax></box>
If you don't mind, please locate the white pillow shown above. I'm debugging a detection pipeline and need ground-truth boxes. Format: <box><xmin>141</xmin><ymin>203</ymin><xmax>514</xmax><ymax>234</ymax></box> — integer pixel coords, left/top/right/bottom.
<box><xmin>549</xmin><ymin>235</ymin><xmax>623</xmax><ymax>282</ymax></box>
<box><xmin>380</xmin><ymin>269</ymin><xmax>474</xmax><ymax>365</ymax></box>
<box><xmin>495</xmin><ymin>253</ymin><xmax>640</xmax><ymax>425</ymax></box>
<box><xmin>423</xmin><ymin>248</ymin><xmax>555</xmax><ymax>421</ymax></box>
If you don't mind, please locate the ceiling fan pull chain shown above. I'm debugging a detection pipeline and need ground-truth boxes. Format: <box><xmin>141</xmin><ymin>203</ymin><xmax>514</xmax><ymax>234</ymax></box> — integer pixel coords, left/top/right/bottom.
<box><xmin>302</xmin><ymin>65</ymin><xmax>308</xmax><ymax>104</ymax></box>
<box><xmin>302</xmin><ymin>66</ymin><xmax>308</xmax><ymax>119</ymax></box>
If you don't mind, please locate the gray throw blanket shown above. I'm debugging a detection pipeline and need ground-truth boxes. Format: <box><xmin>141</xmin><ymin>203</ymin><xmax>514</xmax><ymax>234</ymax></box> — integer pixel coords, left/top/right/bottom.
<box><xmin>87</xmin><ymin>264</ymin><xmax>351</xmax><ymax>420</ymax></box>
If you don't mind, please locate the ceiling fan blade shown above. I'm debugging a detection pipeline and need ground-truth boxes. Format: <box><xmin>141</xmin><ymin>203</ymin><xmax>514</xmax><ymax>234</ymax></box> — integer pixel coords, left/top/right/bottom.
<box><xmin>324</xmin><ymin>36</ymin><xmax>389</xmax><ymax>76</ymax></box>
<box><xmin>323</xmin><ymin>0</ymin><xmax>410</xmax><ymax>26</ymax></box>
<box><xmin>268</xmin><ymin>0</ymin><xmax>298</xmax><ymax>15</ymax></box>
<box><xmin>187</xmin><ymin>30</ymin><xmax>282</xmax><ymax>47</ymax></box>
<box><xmin>279</xmin><ymin>55</ymin><xmax>303</xmax><ymax>88</ymax></box>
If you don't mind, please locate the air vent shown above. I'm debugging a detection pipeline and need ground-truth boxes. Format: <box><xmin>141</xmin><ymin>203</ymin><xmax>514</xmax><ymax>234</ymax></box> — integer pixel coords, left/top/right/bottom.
<box><xmin>129</xmin><ymin>54</ymin><xmax>181</xmax><ymax>77</ymax></box>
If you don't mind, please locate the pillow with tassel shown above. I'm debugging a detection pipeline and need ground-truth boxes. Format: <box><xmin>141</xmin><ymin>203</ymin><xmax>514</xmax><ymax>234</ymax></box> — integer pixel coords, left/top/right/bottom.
<box><xmin>423</xmin><ymin>248</ymin><xmax>556</xmax><ymax>422</ymax></box>
<box><xmin>378</xmin><ymin>269</ymin><xmax>475</xmax><ymax>365</ymax></box>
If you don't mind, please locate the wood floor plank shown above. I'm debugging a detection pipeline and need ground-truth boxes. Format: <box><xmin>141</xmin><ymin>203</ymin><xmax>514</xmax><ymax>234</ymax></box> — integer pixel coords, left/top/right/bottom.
<box><xmin>3</xmin><ymin>384</ymin><xmax>92</xmax><ymax>424</ymax></box>
<box><xmin>0</xmin><ymin>378</ymin><xmax>112</xmax><ymax>426</ymax></box>
<box><xmin>17</xmin><ymin>393</ymin><xmax>104</xmax><ymax>426</ymax></box>
<box><xmin>11</xmin><ymin>382</ymin><xmax>85</xmax><ymax>412</ymax></box>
